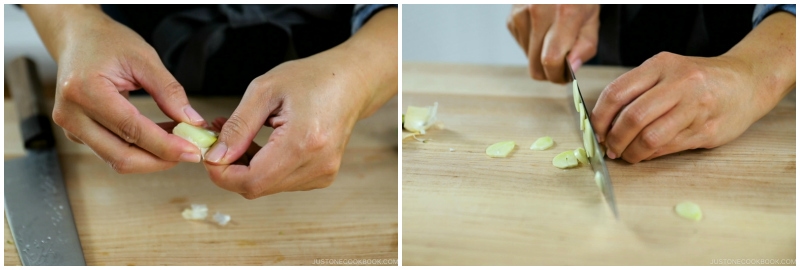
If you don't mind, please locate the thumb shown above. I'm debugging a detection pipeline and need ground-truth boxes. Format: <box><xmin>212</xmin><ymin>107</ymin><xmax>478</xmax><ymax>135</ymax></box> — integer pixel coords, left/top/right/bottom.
<box><xmin>133</xmin><ymin>54</ymin><xmax>205</xmax><ymax>126</ymax></box>
<box><xmin>566</xmin><ymin>23</ymin><xmax>599</xmax><ymax>71</ymax></box>
<box><xmin>204</xmin><ymin>81</ymin><xmax>276</xmax><ymax>164</ymax></box>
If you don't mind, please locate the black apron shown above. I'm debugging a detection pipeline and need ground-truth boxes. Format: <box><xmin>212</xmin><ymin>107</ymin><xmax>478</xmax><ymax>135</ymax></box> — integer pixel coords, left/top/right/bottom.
<box><xmin>595</xmin><ymin>4</ymin><xmax>754</xmax><ymax>67</ymax></box>
<box><xmin>104</xmin><ymin>4</ymin><xmax>354</xmax><ymax>95</ymax></box>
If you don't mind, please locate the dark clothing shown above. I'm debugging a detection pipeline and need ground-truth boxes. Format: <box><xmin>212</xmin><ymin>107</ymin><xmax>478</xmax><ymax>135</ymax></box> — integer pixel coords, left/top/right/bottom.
<box><xmin>595</xmin><ymin>4</ymin><xmax>754</xmax><ymax>67</ymax></box>
<box><xmin>104</xmin><ymin>5</ymin><xmax>354</xmax><ymax>95</ymax></box>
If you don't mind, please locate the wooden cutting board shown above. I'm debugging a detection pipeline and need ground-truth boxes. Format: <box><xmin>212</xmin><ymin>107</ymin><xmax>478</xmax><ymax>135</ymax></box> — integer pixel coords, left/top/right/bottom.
<box><xmin>402</xmin><ymin>62</ymin><xmax>795</xmax><ymax>266</ymax></box>
<box><xmin>4</xmin><ymin>94</ymin><xmax>398</xmax><ymax>266</ymax></box>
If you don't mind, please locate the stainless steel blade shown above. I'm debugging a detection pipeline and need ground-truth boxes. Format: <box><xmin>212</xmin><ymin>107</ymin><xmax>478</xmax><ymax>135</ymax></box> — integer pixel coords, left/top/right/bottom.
<box><xmin>565</xmin><ymin>62</ymin><xmax>619</xmax><ymax>219</ymax></box>
<box><xmin>4</xmin><ymin>149</ymin><xmax>86</xmax><ymax>265</ymax></box>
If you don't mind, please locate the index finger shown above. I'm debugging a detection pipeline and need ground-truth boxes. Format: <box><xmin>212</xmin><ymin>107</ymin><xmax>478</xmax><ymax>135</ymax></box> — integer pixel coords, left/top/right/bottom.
<box><xmin>82</xmin><ymin>80</ymin><xmax>203</xmax><ymax>162</ymax></box>
<box><xmin>540</xmin><ymin>5</ymin><xmax>587</xmax><ymax>83</ymax></box>
<box><xmin>591</xmin><ymin>61</ymin><xmax>662</xmax><ymax>144</ymax></box>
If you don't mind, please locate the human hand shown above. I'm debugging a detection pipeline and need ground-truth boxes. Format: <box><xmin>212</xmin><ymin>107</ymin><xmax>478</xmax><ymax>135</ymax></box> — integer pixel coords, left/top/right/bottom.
<box><xmin>202</xmin><ymin>54</ymin><xmax>362</xmax><ymax>198</ymax></box>
<box><xmin>28</xmin><ymin>5</ymin><xmax>206</xmax><ymax>173</ymax></box>
<box><xmin>591</xmin><ymin>52</ymin><xmax>772</xmax><ymax>163</ymax></box>
<box><xmin>201</xmin><ymin>7</ymin><xmax>396</xmax><ymax>199</ymax></box>
<box><xmin>506</xmin><ymin>4</ymin><xmax>600</xmax><ymax>83</ymax></box>
<box><xmin>591</xmin><ymin>10</ymin><xmax>796</xmax><ymax>164</ymax></box>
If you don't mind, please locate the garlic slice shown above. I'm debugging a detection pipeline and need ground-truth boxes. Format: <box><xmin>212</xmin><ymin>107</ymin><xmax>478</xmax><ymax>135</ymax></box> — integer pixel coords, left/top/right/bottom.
<box><xmin>486</xmin><ymin>141</ymin><xmax>516</xmax><ymax>158</ymax></box>
<box><xmin>675</xmin><ymin>202</ymin><xmax>703</xmax><ymax>221</ymax></box>
<box><xmin>574</xmin><ymin>147</ymin><xmax>589</xmax><ymax>165</ymax></box>
<box><xmin>530</xmin><ymin>136</ymin><xmax>554</xmax><ymax>150</ymax></box>
<box><xmin>552</xmin><ymin>150</ymin><xmax>579</xmax><ymax>169</ymax></box>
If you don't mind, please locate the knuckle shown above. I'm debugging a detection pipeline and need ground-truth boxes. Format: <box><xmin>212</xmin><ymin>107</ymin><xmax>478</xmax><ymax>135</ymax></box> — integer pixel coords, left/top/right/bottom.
<box><xmin>116</xmin><ymin>113</ymin><xmax>142</xmax><ymax>144</ymax></box>
<box><xmin>529</xmin><ymin>67</ymin><xmax>545</xmax><ymax>80</ymax></box>
<box><xmin>319</xmin><ymin>158</ymin><xmax>341</xmax><ymax>178</ymax></box>
<box><xmin>301</xmin><ymin>132</ymin><xmax>329</xmax><ymax>152</ymax></box>
<box><xmin>541</xmin><ymin>53</ymin><xmax>561</xmax><ymax>69</ymax></box>
<box><xmin>241</xmin><ymin>180</ymin><xmax>265</xmax><ymax>199</ymax></box>
<box><xmin>220</xmin><ymin>113</ymin><xmax>253</xmax><ymax>141</ymax></box>
<box><xmin>650</xmin><ymin>51</ymin><xmax>675</xmax><ymax>64</ymax></box>
<box><xmin>58</xmin><ymin>76</ymin><xmax>83</xmax><ymax>103</ymax></box>
<box><xmin>51</xmin><ymin>106</ymin><xmax>69</xmax><ymax>127</ymax></box>
<box><xmin>107</xmin><ymin>153</ymin><xmax>135</xmax><ymax>174</ymax></box>
<box><xmin>160</xmin><ymin>80</ymin><xmax>186</xmax><ymax>101</ymax></box>
<box><xmin>641</xmin><ymin>128</ymin><xmax>664</xmax><ymax>149</ymax></box>
<box><xmin>622</xmin><ymin>105</ymin><xmax>647</xmax><ymax>127</ymax></box>
<box><xmin>556</xmin><ymin>5</ymin><xmax>578</xmax><ymax>17</ymax></box>
<box><xmin>603</xmin><ymin>81</ymin><xmax>626</xmax><ymax>105</ymax></box>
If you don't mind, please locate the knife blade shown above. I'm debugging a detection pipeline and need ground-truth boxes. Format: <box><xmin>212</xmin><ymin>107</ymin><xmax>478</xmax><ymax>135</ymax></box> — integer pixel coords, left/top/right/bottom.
<box><xmin>4</xmin><ymin>56</ymin><xmax>86</xmax><ymax>265</ymax></box>
<box><xmin>564</xmin><ymin>61</ymin><xmax>619</xmax><ymax>219</ymax></box>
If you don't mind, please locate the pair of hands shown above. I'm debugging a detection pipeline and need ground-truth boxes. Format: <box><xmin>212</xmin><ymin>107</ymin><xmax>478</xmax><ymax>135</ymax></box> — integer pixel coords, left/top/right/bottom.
<box><xmin>30</xmin><ymin>5</ymin><xmax>397</xmax><ymax>199</ymax></box>
<box><xmin>507</xmin><ymin>5</ymin><xmax>795</xmax><ymax>163</ymax></box>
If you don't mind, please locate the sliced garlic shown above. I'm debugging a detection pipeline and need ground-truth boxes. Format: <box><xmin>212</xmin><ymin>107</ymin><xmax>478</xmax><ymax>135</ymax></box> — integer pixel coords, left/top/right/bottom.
<box><xmin>594</xmin><ymin>171</ymin><xmax>603</xmax><ymax>188</ymax></box>
<box><xmin>583</xmin><ymin>118</ymin><xmax>593</xmax><ymax>159</ymax></box>
<box><xmin>552</xmin><ymin>150</ymin><xmax>579</xmax><ymax>169</ymax></box>
<box><xmin>579</xmin><ymin>105</ymin><xmax>586</xmax><ymax>130</ymax></box>
<box><xmin>572</xmin><ymin>80</ymin><xmax>580</xmax><ymax>112</ymax></box>
<box><xmin>675</xmin><ymin>201</ymin><xmax>703</xmax><ymax>221</ymax></box>
<box><xmin>574</xmin><ymin>147</ymin><xmax>589</xmax><ymax>165</ymax></box>
<box><xmin>530</xmin><ymin>136</ymin><xmax>554</xmax><ymax>150</ymax></box>
<box><xmin>486</xmin><ymin>141</ymin><xmax>516</xmax><ymax>158</ymax></box>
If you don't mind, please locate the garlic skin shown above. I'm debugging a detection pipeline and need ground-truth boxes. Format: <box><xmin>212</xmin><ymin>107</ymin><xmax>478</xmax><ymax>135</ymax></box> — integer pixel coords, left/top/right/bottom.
<box><xmin>181</xmin><ymin>204</ymin><xmax>208</xmax><ymax>220</ymax></box>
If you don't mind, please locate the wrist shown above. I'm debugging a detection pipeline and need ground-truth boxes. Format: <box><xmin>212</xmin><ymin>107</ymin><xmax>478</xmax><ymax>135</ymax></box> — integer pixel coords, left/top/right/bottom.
<box><xmin>721</xmin><ymin>12</ymin><xmax>795</xmax><ymax>113</ymax></box>
<box><xmin>24</xmin><ymin>4</ymin><xmax>105</xmax><ymax>61</ymax></box>
<box><xmin>336</xmin><ymin>8</ymin><xmax>398</xmax><ymax>119</ymax></box>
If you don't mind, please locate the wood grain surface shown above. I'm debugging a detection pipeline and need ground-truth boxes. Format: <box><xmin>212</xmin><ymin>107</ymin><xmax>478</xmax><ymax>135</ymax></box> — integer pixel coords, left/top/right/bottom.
<box><xmin>4</xmin><ymin>94</ymin><xmax>399</xmax><ymax>266</ymax></box>
<box><xmin>402</xmin><ymin>62</ymin><xmax>796</xmax><ymax>266</ymax></box>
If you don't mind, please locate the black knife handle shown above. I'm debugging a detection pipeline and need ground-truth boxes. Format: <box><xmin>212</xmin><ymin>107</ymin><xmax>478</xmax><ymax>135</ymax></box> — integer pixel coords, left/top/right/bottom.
<box><xmin>6</xmin><ymin>57</ymin><xmax>55</xmax><ymax>150</ymax></box>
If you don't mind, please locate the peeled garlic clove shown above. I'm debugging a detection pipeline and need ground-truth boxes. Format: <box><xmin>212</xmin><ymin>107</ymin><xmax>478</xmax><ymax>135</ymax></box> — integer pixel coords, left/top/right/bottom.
<box><xmin>572</xmin><ymin>80</ymin><xmax>581</xmax><ymax>112</ymax></box>
<box><xmin>403</xmin><ymin>106</ymin><xmax>431</xmax><ymax>134</ymax></box>
<box><xmin>553</xmin><ymin>150</ymin><xmax>579</xmax><ymax>169</ymax></box>
<box><xmin>579</xmin><ymin>105</ymin><xmax>586</xmax><ymax>131</ymax></box>
<box><xmin>583</xmin><ymin>119</ymin><xmax>593</xmax><ymax>159</ymax></box>
<box><xmin>574</xmin><ymin>147</ymin><xmax>589</xmax><ymax>165</ymax></box>
<box><xmin>675</xmin><ymin>201</ymin><xmax>703</xmax><ymax>221</ymax></box>
<box><xmin>530</xmin><ymin>136</ymin><xmax>554</xmax><ymax>150</ymax></box>
<box><xmin>486</xmin><ymin>141</ymin><xmax>516</xmax><ymax>157</ymax></box>
<box><xmin>403</xmin><ymin>102</ymin><xmax>439</xmax><ymax>134</ymax></box>
<box><xmin>594</xmin><ymin>171</ymin><xmax>603</xmax><ymax>188</ymax></box>
<box><xmin>173</xmin><ymin>123</ymin><xmax>218</xmax><ymax>148</ymax></box>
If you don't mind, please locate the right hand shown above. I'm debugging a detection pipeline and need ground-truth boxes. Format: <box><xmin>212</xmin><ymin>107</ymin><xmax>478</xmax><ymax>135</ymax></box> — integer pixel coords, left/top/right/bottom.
<box><xmin>29</xmin><ymin>5</ymin><xmax>206</xmax><ymax>173</ymax></box>
<box><xmin>506</xmin><ymin>4</ymin><xmax>600</xmax><ymax>83</ymax></box>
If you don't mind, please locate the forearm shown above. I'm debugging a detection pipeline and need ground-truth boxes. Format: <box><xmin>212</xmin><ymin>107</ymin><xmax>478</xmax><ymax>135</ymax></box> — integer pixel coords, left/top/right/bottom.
<box><xmin>723</xmin><ymin>12</ymin><xmax>796</xmax><ymax>113</ymax></box>
<box><xmin>22</xmin><ymin>4</ymin><xmax>104</xmax><ymax>61</ymax></box>
<box><xmin>336</xmin><ymin>7</ymin><xmax>398</xmax><ymax>119</ymax></box>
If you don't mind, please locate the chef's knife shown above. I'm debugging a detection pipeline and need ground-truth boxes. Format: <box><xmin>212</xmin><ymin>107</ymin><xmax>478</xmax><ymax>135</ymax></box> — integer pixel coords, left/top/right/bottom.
<box><xmin>564</xmin><ymin>61</ymin><xmax>619</xmax><ymax>219</ymax></box>
<box><xmin>4</xmin><ymin>56</ymin><xmax>86</xmax><ymax>265</ymax></box>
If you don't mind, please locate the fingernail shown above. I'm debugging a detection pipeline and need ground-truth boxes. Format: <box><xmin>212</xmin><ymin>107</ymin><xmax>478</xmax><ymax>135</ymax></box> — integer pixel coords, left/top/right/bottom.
<box><xmin>183</xmin><ymin>106</ymin><xmax>205</xmax><ymax>125</ymax></box>
<box><xmin>180</xmin><ymin>153</ymin><xmax>201</xmax><ymax>163</ymax></box>
<box><xmin>570</xmin><ymin>58</ymin><xmax>583</xmax><ymax>71</ymax></box>
<box><xmin>607</xmin><ymin>150</ymin><xmax>617</xmax><ymax>159</ymax></box>
<box><xmin>205</xmin><ymin>142</ymin><xmax>227</xmax><ymax>163</ymax></box>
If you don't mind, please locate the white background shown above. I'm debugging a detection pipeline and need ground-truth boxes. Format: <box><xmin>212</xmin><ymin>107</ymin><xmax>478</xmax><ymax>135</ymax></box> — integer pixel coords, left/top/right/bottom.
<box><xmin>4</xmin><ymin>4</ymin><xmax>57</xmax><ymax>83</ymax></box>
<box><xmin>402</xmin><ymin>4</ymin><xmax>527</xmax><ymax>65</ymax></box>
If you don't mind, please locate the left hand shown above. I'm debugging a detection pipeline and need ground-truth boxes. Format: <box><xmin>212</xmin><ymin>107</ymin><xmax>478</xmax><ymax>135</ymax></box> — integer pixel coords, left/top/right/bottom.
<box><xmin>590</xmin><ymin>52</ymin><xmax>769</xmax><ymax>163</ymax></box>
<box><xmin>591</xmin><ymin>12</ymin><xmax>795</xmax><ymax>164</ymax></box>
<box><xmin>202</xmin><ymin>7</ymin><xmax>396</xmax><ymax>199</ymax></box>
<box><xmin>201</xmin><ymin>50</ymin><xmax>369</xmax><ymax>198</ymax></box>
